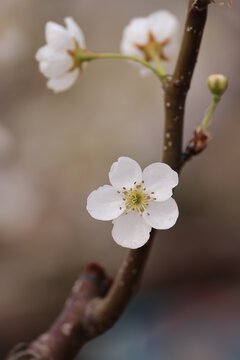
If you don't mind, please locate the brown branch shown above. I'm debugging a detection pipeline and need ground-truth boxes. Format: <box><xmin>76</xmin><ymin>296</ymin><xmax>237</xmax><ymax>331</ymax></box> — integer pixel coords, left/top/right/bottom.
<box><xmin>6</xmin><ymin>235</ymin><xmax>154</xmax><ymax>360</ymax></box>
<box><xmin>87</xmin><ymin>233</ymin><xmax>154</xmax><ymax>333</ymax></box>
<box><xmin>6</xmin><ymin>1</ymin><xmax>212</xmax><ymax>359</ymax></box>
<box><xmin>163</xmin><ymin>0</ymin><xmax>211</xmax><ymax>169</ymax></box>
<box><xmin>6</xmin><ymin>263</ymin><xmax>112</xmax><ymax>360</ymax></box>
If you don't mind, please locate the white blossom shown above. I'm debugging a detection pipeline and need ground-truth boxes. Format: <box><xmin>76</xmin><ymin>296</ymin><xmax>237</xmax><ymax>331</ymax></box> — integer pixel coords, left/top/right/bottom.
<box><xmin>120</xmin><ymin>10</ymin><xmax>179</xmax><ymax>68</ymax></box>
<box><xmin>87</xmin><ymin>157</ymin><xmax>179</xmax><ymax>249</ymax></box>
<box><xmin>35</xmin><ymin>17</ymin><xmax>86</xmax><ymax>93</ymax></box>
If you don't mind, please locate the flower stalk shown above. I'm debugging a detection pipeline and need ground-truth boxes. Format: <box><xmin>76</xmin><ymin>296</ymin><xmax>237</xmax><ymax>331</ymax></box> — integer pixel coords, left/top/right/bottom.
<box><xmin>200</xmin><ymin>73</ymin><xmax>228</xmax><ymax>132</ymax></box>
<box><xmin>142</xmin><ymin>44</ymin><xmax>167</xmax><ymax>81</ymax></box>
<box><xmin>199</xmin><ymin>95</ymin><xmax>219</xmax><ymax>132</ymax></box>
<box><xmin>74</xmin><ymin>49</ymin><xmax>165</xmax><ymax>81</ymax></box>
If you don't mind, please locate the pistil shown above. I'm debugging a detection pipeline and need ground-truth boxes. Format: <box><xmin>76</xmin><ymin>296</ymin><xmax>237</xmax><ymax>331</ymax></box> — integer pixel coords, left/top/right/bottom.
<box><xmin>123</xmin><ymin>184</ymin><xmax>151</xmax><ymax>213</ymax></box>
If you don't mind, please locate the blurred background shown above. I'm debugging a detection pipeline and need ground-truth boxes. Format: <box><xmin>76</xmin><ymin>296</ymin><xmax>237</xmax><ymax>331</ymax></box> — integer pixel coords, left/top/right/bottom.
<box><xmin>0</xmin><ymin>0</ymin><xmax>239</xmax><ymax>359</ymax></box>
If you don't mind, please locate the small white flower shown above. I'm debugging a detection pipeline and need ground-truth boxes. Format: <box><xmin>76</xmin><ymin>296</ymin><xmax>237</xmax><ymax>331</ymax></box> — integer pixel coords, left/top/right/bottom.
<box><xmin>35</xmin><ymin>17</ymin><xmax>86</xmax><ymax>93</ymax></box>
<box><xmin>120</xmin><ymin>10</ymin><xmax>179</xmax><ymax>67</ymax></box>
<box><xmin>87</xmin><ymin>157</ymin><xmax>179</xmax><ymax>249</ymax></box>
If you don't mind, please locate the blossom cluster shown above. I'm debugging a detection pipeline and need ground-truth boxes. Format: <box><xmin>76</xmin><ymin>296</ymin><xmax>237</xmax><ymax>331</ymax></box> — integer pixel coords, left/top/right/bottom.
<box><xmin>35</xmin><ymin>11</ymin><xmax>180</xmax><ymax>248</ymax></box>
<box><xmin>36</xmin><ymin>11</ymin><xmax>178</xmax><ymax>92</ymax></box>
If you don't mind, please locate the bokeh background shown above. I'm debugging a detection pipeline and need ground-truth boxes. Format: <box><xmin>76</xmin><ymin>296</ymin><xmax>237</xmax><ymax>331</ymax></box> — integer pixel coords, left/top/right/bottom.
<box><xmin>0</xmin><ymin>0</ymin><xmax>239</xmax><ymax>359</ymax></box>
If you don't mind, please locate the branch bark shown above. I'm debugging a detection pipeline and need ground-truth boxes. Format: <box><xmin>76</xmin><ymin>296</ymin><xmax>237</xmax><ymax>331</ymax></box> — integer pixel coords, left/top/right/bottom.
<box><xmin>163</xmin><ymin>0</ymin><xmax>210</xmax><ymax>169</ymax></box>
<box><xmin>88</xmin><ymin>233</ymin><xmax>154</xmax><ymax>333</ymax></box>
<box><xmin>6</xmin><ymin>1</ymin><xmax>211</xmax><ymax>359</ymax></box>
<box><xmin>6</xmin><ymin>263</ymin><xmax>112</xmax><ymax>360</ymax></box>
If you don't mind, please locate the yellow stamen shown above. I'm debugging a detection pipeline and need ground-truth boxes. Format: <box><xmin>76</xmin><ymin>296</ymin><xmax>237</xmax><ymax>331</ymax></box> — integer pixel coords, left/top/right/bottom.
<box><xmin>123</xmin><ymin>185</ymin><xmax>152</xmax><ymax>213</ymax></box>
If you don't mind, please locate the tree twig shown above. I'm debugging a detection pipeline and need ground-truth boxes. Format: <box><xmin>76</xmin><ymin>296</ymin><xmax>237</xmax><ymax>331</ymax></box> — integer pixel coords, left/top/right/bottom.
<box><xmin>88</xmin><ymin>232</ymin><xmax>154</xmax><ymax>333</ymax></box>
<box><xmin>163</xmin><ymin>0</ymin><xmax>211</xmax><ymax>169</ymax></box>
<box><xmin>6</xmin><ymin>1</ymin><xmax>212</xmax><ymax>359</ymax></box>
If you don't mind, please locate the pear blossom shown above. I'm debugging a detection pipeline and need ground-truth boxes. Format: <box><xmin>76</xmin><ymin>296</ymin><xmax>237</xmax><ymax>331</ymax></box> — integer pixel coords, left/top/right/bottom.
<box><xmin>35</xmin><ymin>17</ymin><xmax>86</xmax><ymax>93</ymax></box>
<box><xmin>87</xmin><ymin>157</ymin><xmax>179</xmax><ymax>249</ymax></box>
<box><xmin>120</xmin><ymin>10</ymin><xmax>179</xmax><ymax>69</ymax></box>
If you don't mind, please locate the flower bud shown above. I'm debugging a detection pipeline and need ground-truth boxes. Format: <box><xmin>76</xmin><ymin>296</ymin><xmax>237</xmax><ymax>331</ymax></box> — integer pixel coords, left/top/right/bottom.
<box><xmin>207</xmin><ymin>74</ymin><xmax>228</xmax><ymax>97</ymax></box>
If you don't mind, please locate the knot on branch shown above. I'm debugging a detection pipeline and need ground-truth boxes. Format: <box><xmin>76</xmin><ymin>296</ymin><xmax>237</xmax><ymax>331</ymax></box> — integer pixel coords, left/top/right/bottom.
<box><xmin>178</xmin><ymin>129</ymin><xmax>210</xmax><ymax>170</ymax></box>
<box><xmin>82</xmin><ymin>262</ymin><xmax>113</xmax><ymax>297</ymax></box>
<box><xmin>186</xmin><ymin>129</ymin><xmax>209</xmax><ymax>155</ymax></box>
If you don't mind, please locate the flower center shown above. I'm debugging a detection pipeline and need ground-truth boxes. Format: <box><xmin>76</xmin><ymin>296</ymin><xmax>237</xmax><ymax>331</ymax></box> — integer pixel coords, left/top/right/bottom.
<box><xmin>135</xmin><ymin>32</ymin><xmax>170</xmax><ymax>63</ymax></box>
<box><xmin>67</xmin><ymin>40</ymin><xmax>90</xmax><ymax>72</ymax></box>
<box><xmin>123</xmin><ymin>184</ymin><xmax>151</xmax><ymax>213</ymax></box>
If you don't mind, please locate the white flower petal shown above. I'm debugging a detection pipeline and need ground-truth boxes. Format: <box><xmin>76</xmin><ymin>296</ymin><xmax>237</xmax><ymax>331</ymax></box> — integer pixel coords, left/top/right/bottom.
<box><xmin>109</xmin><ymin>157</ymin><xmax>142</xmax><ymax>190</ymax></box>
<box><xmin>143</xmin><ymin>162</ymin><xmax>178</xmax><ymax>201</ymax></box>
<box><xmin>120</xmin><ymin>40</ymin><xmax>144</xmax><ymax>60</ymax></box>
<box><xmin>143</xmin><ymin>198</ymin><xmax>178</xmax><ymax>230</ymax></box>
<box><xmin>112</xmin><ymin>212</ymin><xmax>151</xmax><ymax>249</ymax></box>
<box><xmin>47</xmin><ymin>68</ymin><xmax>79</xmax><ymax>93</ymax></box>
<box><xmin>64</xmin><ymin>17</ymin><xmax>86</xmax><ymax>49</ymax></box>
<box><xmin>39</xmin><ymin>61</ymin><xmax>50</xmax><ymax>78</ymax></box>
<box><xmin>163</xmin><ymin>41</ymin><xmax>178</xmax><ymax>61</ymax></box>
<box><xmin>148</xmin><ymin>10</ymin><xmax>179</xmax><ymax>44</ymax></box>
<box><xmin>87</xmin><ymin>185</ymin><xmax>125</xmax><ymax>221</ymax></box>
<box><xmin>36</xmin><ymin>45</ymin><xmax>72</xmax><ymax>64</ymax></box>
<box><xmin>120</xmin><ymin>17</ymin><xmax>149</xmax><ymax>57</ymax></box>
<box><xmin>38</xmin><ymin>55</ymin><xmax>73</xmax><ymax>78</ymax></box>
<box><xmin>45</xmin><ymin>21</ymin><xmax>74</xmax><ymax>50</ymax></box>
<box><xmin>35</xmin><ymin>45</ymin><xmax>51</xmax><ymax>62</ymax></box>
<box><xmin>124</xmin><ymin>17</ymin><xmax>150</xmax><ymax>45</ymax></box>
